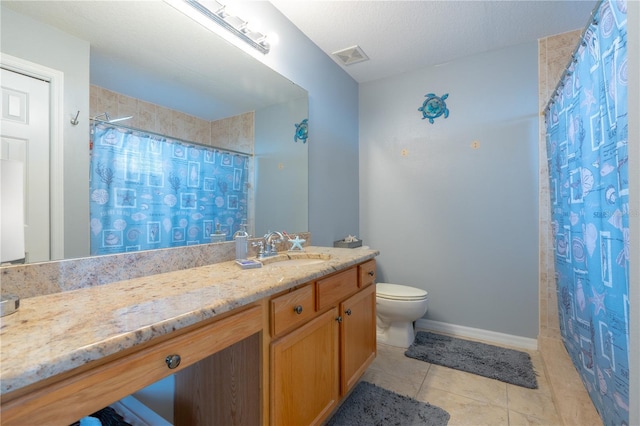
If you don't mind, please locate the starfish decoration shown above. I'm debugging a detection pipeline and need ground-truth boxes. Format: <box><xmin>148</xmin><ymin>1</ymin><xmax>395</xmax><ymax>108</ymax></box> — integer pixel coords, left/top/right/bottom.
<box><xmin>288</xmin><ymin>236</ymin><xmax>306</xmax><ymax>251</ymax></box>
<box><xmin>589</xmin><ymin>287</ymin><xmax>606</xmax><ymax>316</ymax></box>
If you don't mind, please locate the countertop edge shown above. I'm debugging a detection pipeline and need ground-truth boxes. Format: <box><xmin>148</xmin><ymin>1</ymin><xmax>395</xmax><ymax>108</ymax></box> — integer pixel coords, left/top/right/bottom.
<box><xmin>0</xmin><ymin>247</ymin><xmax>378</xmax><ymax>396</ymax></box>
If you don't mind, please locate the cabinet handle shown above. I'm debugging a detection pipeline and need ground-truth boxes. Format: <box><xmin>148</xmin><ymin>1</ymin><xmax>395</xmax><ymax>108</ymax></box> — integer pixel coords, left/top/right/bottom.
<box><xmin>345</xmin><ymin>308</ymin><xmax>352</xmax><ymax>316</ymax></box>
<box><xmin>336</xmin><ymin>316</ymin><xmax>343</xmax><ymax>323</ymax></box>
<box><xmin>368</xmin><ymin>271</ymin><xmax>375</xmax><ymax>276</ymax></box>
<box><xmin>293</xmin><ymin>305</ymin><xmax>303</xmax><ymax>315</ymax></box>
<box><xmin>165</xmin><ymin>354</ymin><xmax>181</xmax><ymax>369</ymax></box>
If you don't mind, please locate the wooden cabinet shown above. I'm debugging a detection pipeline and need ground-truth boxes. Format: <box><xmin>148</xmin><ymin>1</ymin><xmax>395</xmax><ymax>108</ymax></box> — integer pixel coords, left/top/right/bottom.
<box><xmin>358</xmin><ymin>259</ymin><xmax>377</xmax><ymax>288</ymax></box>
<box><xmin>316</xmin><ymin>267</ymin><xmax>358</xmax><ymax>311</ymax></box>
<box><xmin>175</xmin><ymin>332</ymin><xmax>261</xmax><ymax>425</ymax></box>
<box><xmin>0</xmin><ymin>305</ymin><xmax>263</xmax><ymax>426</ymax></box>
<box><xmin>1</xmin><ymin>256</ymin><xmax>377</xmax><ymax>426</ymax></box>
<box><xmin>271</xmin><ymin>284</ymin><xmax>315</xmax><ymax>337</ymax></box>
<box><xmin>340</xmin><ymin>284</ymin><xmax>376</xmax><ymax>394</ymax></box>
<box><xmin>271</xmin><ymin>308</ymin><xmax>340</xmax><ymax>426</ymax></box>
<box><xmin>270</xmin><ymin>260</ymin><xmax>377</xmax><ymax>426</ymax></box>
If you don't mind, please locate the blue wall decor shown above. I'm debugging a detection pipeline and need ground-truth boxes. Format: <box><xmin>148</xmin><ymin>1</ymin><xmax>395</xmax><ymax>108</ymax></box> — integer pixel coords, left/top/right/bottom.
<box><xmin>418</xmin><ymin>93</ymin><xmax>449</xmax><ymax>123</ymax></box>
<box><xmin>89</xmin><ymin>123</ymin><xmax>249</xmax><ymax>255</ymax></box>
<box><xmin>545</xmin><ymin>1</ymin><xmax>628</xmax><ymax>424</ymax></box>
<box><xmin>294</xmin><ymin>118</ymin><xmax>308</xmax><ymax>143</ymax></box>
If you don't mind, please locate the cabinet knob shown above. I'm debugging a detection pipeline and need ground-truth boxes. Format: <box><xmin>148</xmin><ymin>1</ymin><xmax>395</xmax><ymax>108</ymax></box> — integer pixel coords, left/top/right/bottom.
<box><xmin>165</xmin><ymin>354</ymin><xmax>181</xmax><ymax>369</ymax></box>
<box><xmin>293</xmin><ymin>305</ymin><xmax>303</xmax><ymax>315</ymax></box>
<box><xmin>336</xmin><ymin>316</ymin><xmax>343</xmax><ymax>323</ymax></box>
<box><xmin>368</xmin><ymin>270</ymin><xmax>375</xmax><ymax>276</ymax></box>
<box><xmin>345</xmin><ymin>308</ymin><xmax>352</xmax><ymax>316</ymax></box>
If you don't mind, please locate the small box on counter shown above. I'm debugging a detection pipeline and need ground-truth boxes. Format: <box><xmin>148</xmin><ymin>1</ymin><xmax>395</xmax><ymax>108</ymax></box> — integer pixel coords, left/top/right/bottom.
<box><xmin>333</xmin><ymin>239</ymin><xmax>363</xmax><ymax>249</ymax></box>
<box><xmin>235</xmin><ymin>259</ymin><xmax>262</xmax><ymax>269</ymax></box>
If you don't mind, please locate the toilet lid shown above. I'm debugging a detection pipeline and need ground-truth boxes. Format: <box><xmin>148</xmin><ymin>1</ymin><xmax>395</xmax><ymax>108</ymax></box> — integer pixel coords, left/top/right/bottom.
<box><xmin>376</xmin><ymin>283</ymin><xmax>428</xmax><ymax>301</ymax></box>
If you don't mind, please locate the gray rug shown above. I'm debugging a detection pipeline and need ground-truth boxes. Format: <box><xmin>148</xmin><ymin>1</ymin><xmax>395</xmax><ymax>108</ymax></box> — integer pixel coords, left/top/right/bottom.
<box><xmin>405</xmin><ymin>331</ymin><xmax>538</xmax><ymax>389</ymax></box>
<box><xmin>325</xmin><ymin>381</ymin><xmax>450</xmax><ymax>426</ymax></box>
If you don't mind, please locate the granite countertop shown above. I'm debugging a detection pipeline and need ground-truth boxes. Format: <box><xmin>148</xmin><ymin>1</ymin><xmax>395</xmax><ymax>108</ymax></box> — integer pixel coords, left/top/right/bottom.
<box><xmin>0</xmin><ymin>246</ymin><xmax>378</xmax><ymax>396</ymax></box>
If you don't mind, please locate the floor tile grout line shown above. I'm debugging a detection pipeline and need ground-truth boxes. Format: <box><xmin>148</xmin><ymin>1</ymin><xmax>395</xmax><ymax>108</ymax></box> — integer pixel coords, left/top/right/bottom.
<box><xmin>414</xmin><ymin>361</ymin><xmax>432</xmax><ymax>399</ymax></box>
<box><xmin>506</xmin><ymin>384</ymin><xmax>511</xmax><ymax>425</ymax></box>
<box><xmin>372</xmin><ymin>341</ymin><xmax>563</xmax><ymax>425</ymax></box>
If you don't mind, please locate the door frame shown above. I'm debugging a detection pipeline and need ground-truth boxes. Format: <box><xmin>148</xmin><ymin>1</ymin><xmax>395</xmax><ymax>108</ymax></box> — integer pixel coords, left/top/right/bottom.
<box><xmin>1</xmin><ymin>52</ymin><xmax>64</xmax><ymax>260</ymax></box>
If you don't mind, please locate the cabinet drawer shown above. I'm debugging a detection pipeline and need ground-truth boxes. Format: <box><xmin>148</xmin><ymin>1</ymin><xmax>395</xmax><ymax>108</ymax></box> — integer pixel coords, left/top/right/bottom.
<box><xmin>358</xmin><ymin>259</ymin><xmax>376</xmax><ymax>288</ymax></box>
<box><xmin>271</xmin><ymin>284</ymin><xmax>315</xmax><ymax>337</ymax></box>
<box><xmin>1</xmin><ymin>305</ymin><xmax>263</xmax><ymax>426</ymax></box>
<box><xmin>316</xmin><ymin>268</ymin><xmax>358</xmax><ymax>311</ymax></box>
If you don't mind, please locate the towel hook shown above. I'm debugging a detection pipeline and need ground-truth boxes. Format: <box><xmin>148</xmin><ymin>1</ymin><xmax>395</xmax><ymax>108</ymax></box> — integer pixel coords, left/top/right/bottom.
<box><xmin>70</xmin><ymin>110</ymin><xmax>80</xmax><ymax>126</ymax></box>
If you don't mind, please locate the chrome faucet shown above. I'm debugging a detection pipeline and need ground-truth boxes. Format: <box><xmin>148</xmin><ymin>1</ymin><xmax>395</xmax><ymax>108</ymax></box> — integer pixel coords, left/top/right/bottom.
<box><xmin>259</xmin><ymin>231</ymin><xmax>284</xmax><ymax>258</ymax></box>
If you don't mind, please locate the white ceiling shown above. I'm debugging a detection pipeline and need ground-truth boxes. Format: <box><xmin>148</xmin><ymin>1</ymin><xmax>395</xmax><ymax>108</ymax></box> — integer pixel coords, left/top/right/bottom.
<box><xmin>4</xmin><ymin>0</ymin><xmax>597</xmax><ymax>118</ymax></box>
<box><xmin>270</xmin><ymin>0</ymin><xmax>598</xmax><ymax>83</ymax></box>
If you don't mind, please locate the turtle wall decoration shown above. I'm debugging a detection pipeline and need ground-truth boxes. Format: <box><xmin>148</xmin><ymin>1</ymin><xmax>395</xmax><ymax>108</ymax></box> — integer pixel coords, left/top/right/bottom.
<box><xmin>294</xmin><ymin>118</ymin><xmax>308</xmax><ymax>143</ymax></box>
<box><xmin>418</xmin><ymin>93</ymin><xmax>449</xmax><ymax>123</ymax></box>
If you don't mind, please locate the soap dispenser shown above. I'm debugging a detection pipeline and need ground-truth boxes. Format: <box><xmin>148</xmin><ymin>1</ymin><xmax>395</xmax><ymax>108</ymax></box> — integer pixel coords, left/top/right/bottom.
<box><xmin>233</xmin><ymin>224</ymin><xmax>249</xmax><ymax>260</ymax></box>
<box><xmin>211</xmin><ymin>223</ymin><xmax>226</xmax><ymax>243</ymax></box>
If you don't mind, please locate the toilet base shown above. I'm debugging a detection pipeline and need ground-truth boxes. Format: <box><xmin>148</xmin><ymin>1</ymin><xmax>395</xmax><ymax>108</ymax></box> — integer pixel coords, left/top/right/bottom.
<box><xmin>376</xmin><ymin>320</ymin><xmax>416</xmax><ymax>348</ymax></box>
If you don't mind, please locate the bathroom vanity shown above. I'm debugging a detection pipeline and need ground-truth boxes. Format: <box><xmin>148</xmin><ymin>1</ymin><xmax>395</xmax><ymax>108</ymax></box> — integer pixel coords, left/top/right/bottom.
<box><xmin>0</xmin><ymin>247</ymin><xmax>378</xmax><ymax>425</ymax></box>
<box><xmin>271</xmin><ymin>258</ymin><xmax>377</xmax><ymax>425</ymax></box>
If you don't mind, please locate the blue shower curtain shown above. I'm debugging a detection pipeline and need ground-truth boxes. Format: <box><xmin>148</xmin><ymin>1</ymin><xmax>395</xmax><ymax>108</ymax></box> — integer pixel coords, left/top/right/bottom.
<box><xmin>545</xmin><ymin>1</ymin><xmax>629</xmax><ymax>424</ymax></box>
<box><xmin>89</xmin><ymin>123</ymin><xmax>249</xmax><ymax>255</ymax></box>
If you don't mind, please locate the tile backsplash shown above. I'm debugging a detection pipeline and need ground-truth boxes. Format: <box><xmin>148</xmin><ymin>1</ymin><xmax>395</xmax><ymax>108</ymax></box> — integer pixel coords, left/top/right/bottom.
<box><xmin>1</xmin><ymin>233</ymin><xmax>310</xmax><ymax>299</ymax></box>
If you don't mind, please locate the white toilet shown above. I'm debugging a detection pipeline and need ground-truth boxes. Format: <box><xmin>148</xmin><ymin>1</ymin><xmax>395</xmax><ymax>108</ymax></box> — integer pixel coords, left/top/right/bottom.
<box><xmin>376</xmin><ymin>283</ymin><xmax>429</xmax><ymax>348</ymax></box>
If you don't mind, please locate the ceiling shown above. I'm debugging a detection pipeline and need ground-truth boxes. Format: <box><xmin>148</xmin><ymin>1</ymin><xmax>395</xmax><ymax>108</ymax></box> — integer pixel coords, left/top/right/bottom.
<box><xmin>2</xmin><ymin>1</ymin><xmax>306</xmax><ymax>121</ymax></box>
<box><xmin>270</xmin><ymin>0</ymin><xmax>598</xmax><ymax>83</ymax></box>
<box><xmin>3</xmin><ymin>0</ymin><xmax>598</xmax><ymax>118</ymax></box>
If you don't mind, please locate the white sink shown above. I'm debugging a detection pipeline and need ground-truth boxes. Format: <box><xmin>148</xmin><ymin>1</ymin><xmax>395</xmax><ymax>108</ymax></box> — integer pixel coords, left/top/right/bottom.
<box><xmin>260</xmin><ymin>253</ymin><xmax>330</xmax><ymax>268</ymax></box>
<box><xmin>263</xmin><ymin>258</ymin><xmax>327</xmax><ymax>267</ymax></box>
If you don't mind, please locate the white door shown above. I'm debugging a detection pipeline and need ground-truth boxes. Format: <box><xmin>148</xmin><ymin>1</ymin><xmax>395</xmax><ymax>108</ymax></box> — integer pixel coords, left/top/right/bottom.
<box><xmin>1</xmin><ymin>68</ymin><xmax>50</xmax><ymax>263</ymax></box>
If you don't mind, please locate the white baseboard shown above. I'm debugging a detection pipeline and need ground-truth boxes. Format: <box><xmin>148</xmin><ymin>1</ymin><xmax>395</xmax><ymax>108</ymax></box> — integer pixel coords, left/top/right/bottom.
<box><xmin>415</xmin><ymin>319</ymin><xmax>539</xmax><ymax>351</ymax></box>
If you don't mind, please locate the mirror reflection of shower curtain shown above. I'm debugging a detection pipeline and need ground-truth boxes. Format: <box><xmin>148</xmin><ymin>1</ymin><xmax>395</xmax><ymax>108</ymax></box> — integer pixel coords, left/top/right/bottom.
<box><xmin>89</xmin><ymin>123</ymin><xmax>249</xmax><ymax>255</ymax></box>
<box><xmin>545</xmin><ymin>1</ymin><xmax>629</xmax><ymax>424</ymax></box>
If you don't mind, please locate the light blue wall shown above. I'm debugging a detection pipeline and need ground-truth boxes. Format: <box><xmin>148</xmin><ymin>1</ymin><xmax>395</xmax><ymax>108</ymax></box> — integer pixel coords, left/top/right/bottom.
<box><xmin>254</xmin><ymin>96</ymin><xmax>309</xmax><ymax>236</ymax></box>
<box><xmin>359</xmin><ymin>43</ymin><xmax>540</xmax><ymax>338</ymax></box>
<box><xmin>242</xmin><ymin>2</ymin><xmax>360</xmax><ymax>247</ymax></box>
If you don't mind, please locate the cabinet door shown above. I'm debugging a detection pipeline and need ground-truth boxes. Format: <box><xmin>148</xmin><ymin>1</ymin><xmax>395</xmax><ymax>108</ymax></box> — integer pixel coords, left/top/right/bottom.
<box><xmin>340</xmin><ymin>284</ymin><xmax>376</xmax><ymax>395</ymax></box>
<box><xmin>271</xmin><ymin>308</ymin><xmax>340</xmax><ymax>426</ymax></box>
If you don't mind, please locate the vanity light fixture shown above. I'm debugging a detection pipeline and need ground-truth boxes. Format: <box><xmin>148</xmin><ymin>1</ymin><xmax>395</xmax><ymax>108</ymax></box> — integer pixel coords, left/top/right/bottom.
<box><xmin>181</xmin><ymin>0</ymin><xmax>270</xmax><ymax>54</ymax></box>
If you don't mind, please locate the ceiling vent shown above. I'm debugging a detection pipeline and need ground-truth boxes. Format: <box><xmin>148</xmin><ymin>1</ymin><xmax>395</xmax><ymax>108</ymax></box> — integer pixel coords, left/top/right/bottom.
<box><xmin>332</xmin><ymin>45</ymin><xmax>369</xmax><ymax>66</ymax></box>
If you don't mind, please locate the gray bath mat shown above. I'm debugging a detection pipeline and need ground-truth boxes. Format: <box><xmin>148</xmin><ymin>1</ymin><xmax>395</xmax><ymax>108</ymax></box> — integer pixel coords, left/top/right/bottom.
<box><xmin>405</xmin><ymin>331</ymin><xmax>538</xmax><ymax>389</ymax></box>
<box><xmin>325</xmin><ymin>381</ymin><xmax>450</xmax><ymax>426</ymax></box>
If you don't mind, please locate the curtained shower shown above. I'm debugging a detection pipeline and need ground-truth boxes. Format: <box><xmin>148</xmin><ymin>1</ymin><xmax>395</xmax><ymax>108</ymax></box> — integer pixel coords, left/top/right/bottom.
<box><xmin>89</xmin><ymin>123</ymin><xmax>249</xmax><ymax>256</ymax></box>
<box><xmin>545</xmin><ymin>0</ymin><xmax>629</xmax><ymax>424</ymax></box>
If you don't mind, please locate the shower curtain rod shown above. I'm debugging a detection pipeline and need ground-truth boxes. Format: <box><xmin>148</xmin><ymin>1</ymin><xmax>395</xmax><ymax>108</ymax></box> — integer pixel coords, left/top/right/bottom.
<box><xmin>90</xmin><ymin>118</ymin><xmax>253</xmax><ymax>157</ymax></box>
<box><xmin>543</xmin><ymin>0</ymin><xmax>604</xmax><ymax>115</ymax></box>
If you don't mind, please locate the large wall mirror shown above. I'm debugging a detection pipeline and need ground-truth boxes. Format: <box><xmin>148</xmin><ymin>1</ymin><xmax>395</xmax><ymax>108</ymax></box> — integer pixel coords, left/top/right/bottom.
<box><xmin>1</xmin><ymin>1</ymin><xmax>308</xmax><ymax>264</ymax></box>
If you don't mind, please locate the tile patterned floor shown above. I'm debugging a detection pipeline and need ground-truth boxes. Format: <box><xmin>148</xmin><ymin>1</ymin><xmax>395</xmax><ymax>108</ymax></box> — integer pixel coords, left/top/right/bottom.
<box><xmin>362</xmin><ymin>338</ymin><xmax>563</xmax><ymax>426</ymax></box>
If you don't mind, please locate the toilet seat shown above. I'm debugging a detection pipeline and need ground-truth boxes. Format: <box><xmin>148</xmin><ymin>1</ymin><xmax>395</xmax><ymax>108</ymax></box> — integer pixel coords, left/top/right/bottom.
<box><xmin>376</xmin><ymin>283</ymin><xmax>427</xmax><ymax>301</ymax></box>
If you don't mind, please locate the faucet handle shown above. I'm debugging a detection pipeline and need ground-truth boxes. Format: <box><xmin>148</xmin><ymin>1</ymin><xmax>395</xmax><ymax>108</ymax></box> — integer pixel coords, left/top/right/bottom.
<box><xmin>252</xmin><ymin>241</ymin><xmax>264</xmax><ymax>255</ymax></box>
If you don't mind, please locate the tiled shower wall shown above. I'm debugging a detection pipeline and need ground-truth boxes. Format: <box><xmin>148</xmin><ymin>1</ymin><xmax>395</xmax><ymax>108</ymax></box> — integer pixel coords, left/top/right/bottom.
<box><xmin>538</xmin><ymin>30</ymin><xmax>602</xmax><ymax>426</ymax></box>
<box><xmin>90</xmin><ymin>86</ymin><xmax>254</xmax><ymax>152</ymax></box>
<box><xmin>538</xmin><ymin>30</ymin><xmax>581</xmax><ymax>340</ymax></box>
